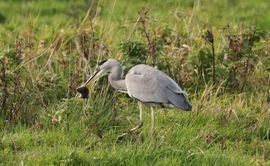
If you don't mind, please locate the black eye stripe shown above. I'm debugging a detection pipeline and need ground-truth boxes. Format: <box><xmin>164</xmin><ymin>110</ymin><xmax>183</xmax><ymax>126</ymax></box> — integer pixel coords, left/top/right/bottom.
<box><xmin>98</xmin><ymin>59</ymin><xmax>108</xmax><ymax>66</ymax></box>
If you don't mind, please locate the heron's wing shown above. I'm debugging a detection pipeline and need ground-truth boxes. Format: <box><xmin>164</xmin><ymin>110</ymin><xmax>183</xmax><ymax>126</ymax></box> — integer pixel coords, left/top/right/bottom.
<box><xmin>125</xmin><ymin>65</ymin><xmax>190</xmax><ymax>110</ymax></box>
<box><xmin>126</xmin><ymin>69</ymin><xmax>166</xmax><ymax>103</ymax></box>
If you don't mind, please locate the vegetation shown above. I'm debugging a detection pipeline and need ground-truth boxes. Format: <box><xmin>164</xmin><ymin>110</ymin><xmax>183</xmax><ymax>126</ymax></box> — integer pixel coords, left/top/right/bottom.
<box><xmin>0</xmin><ymin>0</ymin><xmax>269</xmax><ymax>165</ymax></box>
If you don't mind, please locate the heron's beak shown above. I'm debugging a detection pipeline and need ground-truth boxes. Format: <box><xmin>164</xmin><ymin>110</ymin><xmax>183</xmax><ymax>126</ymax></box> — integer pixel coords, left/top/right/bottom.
<box><xmin>76</xmin><ymin>69</ymin><xmax>106</xmax><ymax>99</ymax></box>
<box><xmin>84</xmin><ymin>68</ymin><xmax>108</xmax><ymax>87</ymax></box>
<box><xmin>84</xmin><ymin>70</ymin><xmax>98</xmax><ymax>86</ymax></box>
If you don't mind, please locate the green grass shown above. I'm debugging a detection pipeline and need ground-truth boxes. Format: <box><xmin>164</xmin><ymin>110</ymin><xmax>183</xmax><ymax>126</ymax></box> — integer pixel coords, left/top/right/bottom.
<box><xmin>1</xmin><ymin>91</ymin><xmax>269</xmax><ymax>165</ymax></box>
<box><xmin>0</xmin><ymin>0</ymin><xmax>270</xmax><ymax>165</ymax></box>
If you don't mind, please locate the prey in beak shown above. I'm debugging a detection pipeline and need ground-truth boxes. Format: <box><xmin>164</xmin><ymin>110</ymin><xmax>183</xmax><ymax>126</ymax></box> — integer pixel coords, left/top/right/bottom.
<box><xmin>76</xmin><ymin>68</ymin><xmax>107</xmax><ymax>99</ymax></box>
<box><xmin>76</xmin><ymin>86</ymin><xmax>89</xmax><ymax>99</ymax></box>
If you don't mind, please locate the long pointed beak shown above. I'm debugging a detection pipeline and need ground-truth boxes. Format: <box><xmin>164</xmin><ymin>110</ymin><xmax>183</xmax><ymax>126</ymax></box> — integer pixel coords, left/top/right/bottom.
<box><xmin>76</xmin><ymin>69</ymin><xmax>104</xmax><ymax>99</ymax></box>
<box><xmin>83</xmin><ymin>70</ymin><xmax>100</xmax><ymax>87</ymax></box>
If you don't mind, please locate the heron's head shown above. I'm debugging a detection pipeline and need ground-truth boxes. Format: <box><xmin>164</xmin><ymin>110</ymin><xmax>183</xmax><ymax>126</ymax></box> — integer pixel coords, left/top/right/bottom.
<box><xmin>76</xmin><ymin>59</ymin><xmax>120</xmax><ymax>98</ymax></box>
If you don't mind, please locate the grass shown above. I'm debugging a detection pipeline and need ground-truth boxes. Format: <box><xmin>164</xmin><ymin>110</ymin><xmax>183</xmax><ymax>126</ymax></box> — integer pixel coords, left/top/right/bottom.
<box><xmin>0</xmin><ymin>0</ymin><xmax>270</xmax><ymax>165</ymax></box>
<box><xmin>1</xmin><ymin>91</ymin><xmax>269</xmax><ymax>165</ymax></box>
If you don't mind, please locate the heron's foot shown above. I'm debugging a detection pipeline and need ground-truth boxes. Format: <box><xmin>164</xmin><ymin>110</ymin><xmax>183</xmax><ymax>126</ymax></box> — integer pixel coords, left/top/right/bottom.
<box><xmin>116</xmin><ymin>122</ymin><xmax>143</xmax><ymax>143</ymax></box>
<box><xmin>116</xmin><ymin>132</ymin><xmax>128</xmax><ymax>142</ymax></box>
<box><xmin>116</xmin><ymin>129</ymin><xmax>136</xmax><ymax>142</ymax></box>
<box><xmin>116</xmin><ymin>130</ymin><xmax>143</xmax><ymax>143</ymax></box>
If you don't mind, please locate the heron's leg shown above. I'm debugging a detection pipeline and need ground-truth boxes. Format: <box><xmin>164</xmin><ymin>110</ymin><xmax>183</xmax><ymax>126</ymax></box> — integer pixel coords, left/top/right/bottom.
<box><xmin>130</xmin><ymin>101</ymin><xmax>144</xmax><ymax>132</ymax></box>
<box><xmin>116</xmin><ymin>102</ymin><xmax>144</xmax><ymax>141</ymax></box>
<box><xmin>150</xmin><ymin>107</ymin><xmax>155</xmax><ymax>136</ymax></box>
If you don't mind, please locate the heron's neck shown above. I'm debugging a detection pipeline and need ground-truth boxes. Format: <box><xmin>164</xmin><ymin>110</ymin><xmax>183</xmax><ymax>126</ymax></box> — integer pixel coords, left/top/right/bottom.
<box><xmin>109</xmin><ymin>65</ymin><xmax>127</xmax><ymax>91</ymax></box>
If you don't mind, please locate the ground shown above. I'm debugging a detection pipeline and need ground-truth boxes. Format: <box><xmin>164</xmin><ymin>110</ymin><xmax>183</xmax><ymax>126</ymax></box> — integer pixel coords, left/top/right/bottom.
<box><xmin>0</xmin><ymin>0</ymin><xmax>269</xmax><ymax>165</ymax></box>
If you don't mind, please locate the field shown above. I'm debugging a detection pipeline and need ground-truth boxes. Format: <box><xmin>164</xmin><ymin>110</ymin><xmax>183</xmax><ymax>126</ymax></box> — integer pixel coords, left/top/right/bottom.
<box><xmin>0</xmin><ymin>0</ymin><xmax>270</xmax><ymax>165</ymax></box>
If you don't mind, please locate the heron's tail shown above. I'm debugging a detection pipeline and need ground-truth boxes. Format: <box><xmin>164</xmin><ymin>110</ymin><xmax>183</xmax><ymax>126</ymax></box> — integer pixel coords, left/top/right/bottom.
<box><xmin>167</xmin><ymin>91</ymin><xmax>192</xmax><ymax>111</ymax></box>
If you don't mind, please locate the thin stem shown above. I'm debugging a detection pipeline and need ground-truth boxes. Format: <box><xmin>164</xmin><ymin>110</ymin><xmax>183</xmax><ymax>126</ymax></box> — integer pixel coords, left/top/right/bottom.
<box><xmin>211</xmin><ymin>41</ymin><xmax>216</xmax><ymax>84</ymax></box>
<box><xmin>0</xmin><ymin>59</ymin><xmax>8</xmax><ymax>115</ymax></box>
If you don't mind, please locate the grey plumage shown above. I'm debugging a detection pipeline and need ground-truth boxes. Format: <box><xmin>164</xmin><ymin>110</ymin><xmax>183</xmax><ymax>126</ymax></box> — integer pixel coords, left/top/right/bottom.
<box><xmin>77</xmin><ymin>59</ymin><xmax>192</xmax><ymax>140</ymax></box>
<box><xmin>78</xmin><ymin>59</ymin><xmax>191</xmax><ymax>111</ymax></box>
<box><xmin>126</xmin><ymin>64</ymin><xmax>191</xmax><ymax>110</ymax></box>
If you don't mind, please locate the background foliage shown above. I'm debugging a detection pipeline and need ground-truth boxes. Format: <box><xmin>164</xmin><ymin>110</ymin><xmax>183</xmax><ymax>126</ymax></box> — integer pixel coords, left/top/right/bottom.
<box><xmin>0</xmin><ymin>0</ymin><xmax>269</xmax><ymax>165</ymax></box>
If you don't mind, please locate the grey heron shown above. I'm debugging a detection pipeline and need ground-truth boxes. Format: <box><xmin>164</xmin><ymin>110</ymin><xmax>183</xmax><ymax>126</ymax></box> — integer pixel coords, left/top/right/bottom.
<box><xmin>77</xmin><ymin>59</ymin><xmax>192</xmax><ymax>140</ymax></box>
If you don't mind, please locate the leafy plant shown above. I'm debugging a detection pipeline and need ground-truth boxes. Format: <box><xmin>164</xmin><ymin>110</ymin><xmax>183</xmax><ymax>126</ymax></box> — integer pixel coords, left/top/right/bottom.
<box><xmin>119</xmin><ymin>40</ymin><xmax>147</xmax><ymax>71</ymax></box>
